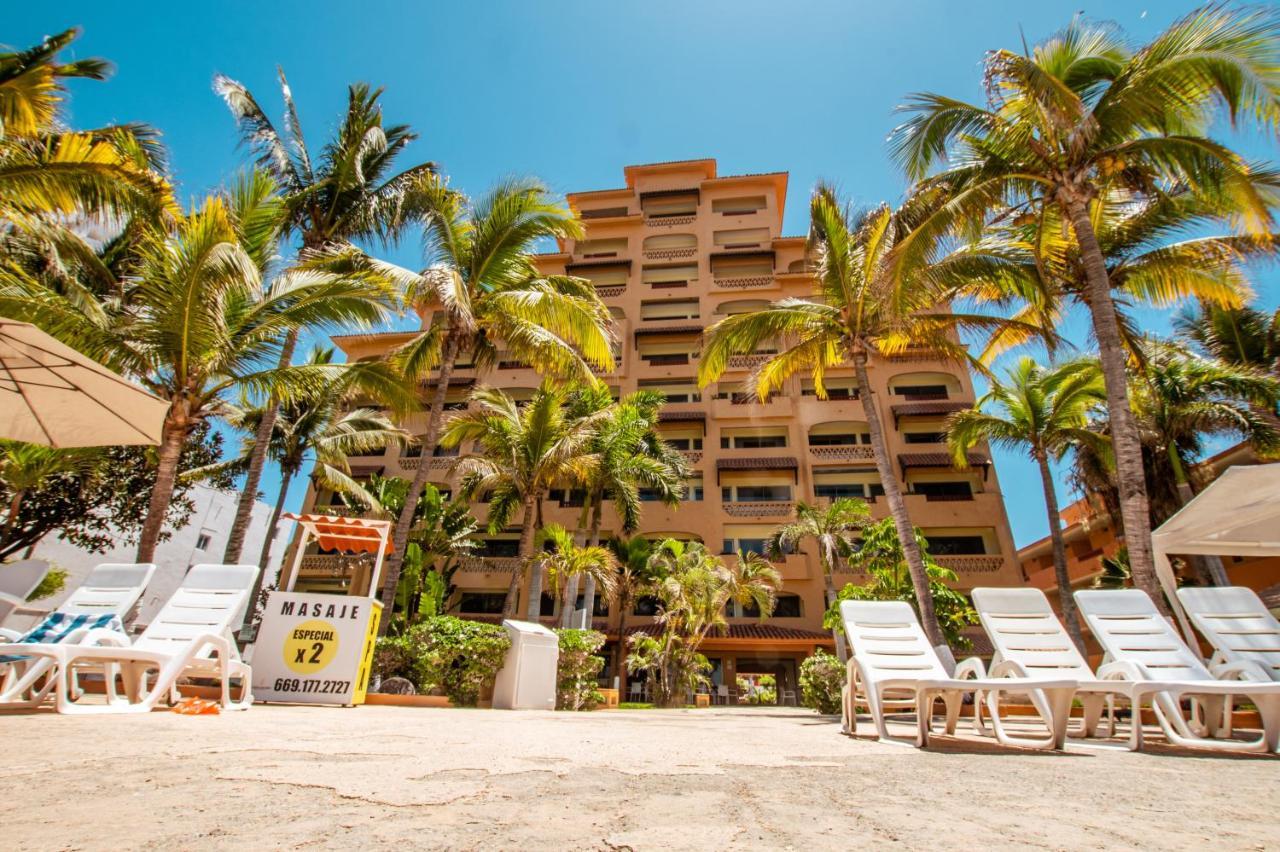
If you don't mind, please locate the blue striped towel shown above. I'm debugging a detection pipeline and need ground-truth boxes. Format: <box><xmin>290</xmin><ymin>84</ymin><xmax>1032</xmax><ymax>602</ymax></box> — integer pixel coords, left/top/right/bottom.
<box><xmin>0</xmin><ymin>612</ymin><xmax>126</xmax><ymax>662</ymax></box>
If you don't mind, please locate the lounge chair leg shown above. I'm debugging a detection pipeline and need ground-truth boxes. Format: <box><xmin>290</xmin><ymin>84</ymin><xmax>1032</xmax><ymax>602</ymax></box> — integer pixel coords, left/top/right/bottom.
<box><xmin>1044</xmin><ymin>687</ymin><xmax>1073</xmax><ymax>750</ymax></box>
<box><xmin>1256</xmin><ymin>694</ymin><xmax>1280</xmax><ymax>753</ymax></box>
<box><xmin>1080</xmin><ymin>695</ymin><xmax>1104</xmax><ymax>738</ymax></box>
<box><xmin>943</xmin><ymin>692</ymin><xmax>961</xmax><ymax>735</ymax></box>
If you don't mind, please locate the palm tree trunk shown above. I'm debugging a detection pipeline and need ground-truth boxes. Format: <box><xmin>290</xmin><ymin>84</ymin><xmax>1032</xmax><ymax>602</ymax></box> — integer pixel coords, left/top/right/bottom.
<box><xmin>1167</xmin><ymin>447</ymin><xmax>1230</xmax><ymax>586</ymax></box>
<box><xmin>1063</xmin><ymin>198</ymin><xmax>1163</xmax><ymax>610</ymax></box>
<box><xmin>559</xmin><ymin>496</ymin><xmax>594</xmax><ymax>628</ymax></box>
<box><xmin>136</xmin><ymin>415</ymin><xmax>190</xmax><ymax>563</ymax></box>
<box><xmin>506</xmin><ymin>493</ymin><xmax>538</xmax><ymax>619</ymax></box>
<box><xmin>853</xmin><ymin>351</ymin><xmax>949</xmax><ymax>654</ymax></box>
<box><xmin>1035</xmin><ymin>452</ymin><xmax>1086</xmax><ymax>652</ymax></box>
<box><xmin>237</xmin><ymin>466</ymin><xmax>296</xmax><ymax>637</ymax></box>
<box><xmin>822</xmin><ymin>567</ymin><xmax>849</xmax><ymax>662</ymax></box>
<box><xmin>223</xmin><ymin>329</ymin><xmax>298</xmax><ymax>564</ymax></box>
<box><xmin>524</xmin><ymin>496</ymin><xmax>549</xmax><ymax>622</ymax></box>
<box><xmin>578</xmin><ymin>496</ymin><xmax>605</xmax><ymax>627</ymax></box>
<box><xmin>379</xmin><ymin>335</ymin><xmax>460</xmax><ymax>634</ymax></box>
<box><xmin>1</xmin><ymin>490</ymin><xmax>26</xmax><ymax>551</ymax></box>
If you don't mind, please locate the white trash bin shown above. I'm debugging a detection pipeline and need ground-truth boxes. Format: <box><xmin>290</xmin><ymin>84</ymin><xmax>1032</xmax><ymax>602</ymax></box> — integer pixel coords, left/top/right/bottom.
<box><xmin>491</xmin><ymin>620</ymin><xmax>560</xmax><ymax>710</ymax></box>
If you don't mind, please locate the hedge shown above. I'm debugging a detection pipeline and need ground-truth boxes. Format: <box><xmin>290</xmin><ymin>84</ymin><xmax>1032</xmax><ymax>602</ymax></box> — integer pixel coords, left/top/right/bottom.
<box><xmin>555</xmin><ymin>629</ymin><xmax>606</xmax><ymax>711</ymax></box>
<box><xmin>373</xmin><ymin>616</ymin><xmax>511</xmax><ymax>706</ymax></box>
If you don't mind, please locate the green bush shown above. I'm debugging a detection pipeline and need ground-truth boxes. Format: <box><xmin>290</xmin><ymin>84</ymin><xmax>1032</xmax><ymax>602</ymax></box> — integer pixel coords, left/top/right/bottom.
<box><xmin>27</xmin><ymin>566</ymin><xmax>68</xmax><ymax>601</ymax></box>
<box><xmin>555</xmin><ymin>629</ymin><xmax>606</xmax><ymax>711</ymax></box>
<box><xmin>799</xmin><ymin>650</ymin><xmax>845</xmax><ymax>715</ymax></box>
<box><xmin>373</xmin><ymin>616</ymin><xmax>511</xmax><ymax>706</ymax></box>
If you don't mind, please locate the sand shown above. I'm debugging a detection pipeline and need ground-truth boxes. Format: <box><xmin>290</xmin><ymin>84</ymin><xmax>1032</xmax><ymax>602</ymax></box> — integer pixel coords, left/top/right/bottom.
<box><xmin>0</xmin><ymin>704</ymin><xmax>1276</xmax><ymax>850</ymax></box>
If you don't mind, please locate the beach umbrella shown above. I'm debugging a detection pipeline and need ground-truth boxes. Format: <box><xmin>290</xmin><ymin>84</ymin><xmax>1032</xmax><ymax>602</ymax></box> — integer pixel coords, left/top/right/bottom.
<box><xmin>0</xmin><ymin>317</ymin><xmax>168</xmax><ymax>447</ymax></box>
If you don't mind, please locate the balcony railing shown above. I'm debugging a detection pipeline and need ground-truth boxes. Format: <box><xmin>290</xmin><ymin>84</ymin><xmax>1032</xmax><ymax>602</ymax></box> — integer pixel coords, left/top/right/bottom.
<box><xmin>808</xmin><ymin>445</ymin><xmax>876</xmax><ymax>462</ymax></box>
<box><xmin>723</xmin><ymin>501</ymin><xmax>795</xmax><ymax>518</ymax></box>
<box><xmin>298</xmin><ymin>554</ymin><xmax>357</xmax><ymax>576</ymax></box>
<box><xmin>681</xmin><ymin>450</ymin><xmax>703</xmax><ymax>465</ymax></box>
<box><xmin>595</xmin><ymin>284</ymin><xmax>626</xmax><ymax>298</ymax></box>
<box><xmin>727</xmin><ymin>353</ymin><xmax>770</xmax><ymax>370</ymax></box>
<box><xmin>645</xmin><ymin>214</ymin><xmax>696</xmax><ymax>227</ymax></box>
<box><xmin>458</xmin><ymin>556</ymin><xmax>522</xmax><ymax>574</ymax></box>
<box><xmin>933</xmin><ymin>554</ymin><xmax>1005</xmax><ymax>573</ymax></box>
<box><xmin>643</xmin><ymin>247</ymin><xmax>696</xmax><ymax>260</ymax></box>
<box><xmin>642</xmin><ymin>353</ymin><xmax>695</xmax><ymax>366</ymax></box>
<box><xmin>399</xmin><ymin>456</ymin><xmax>456</xmax><ymax>471</ymax></box>
<box><xmin>713</xmin><ymin>275</ymin><xmax>773</xmax><ymax>290</ymax></box>
<box><xmin>921</xmin><ymin>492</ymin><xmax>975</xmax><ymax>502</ymax></box>
<box><xmin>309</xmin><ymin>505</ymin><xmax>377</xmax><ymax>519</ymax></box>
<box><xmin>900</xmin><ymin>392</ymin><xmax>950</xmax><ymax>401</ymax></box>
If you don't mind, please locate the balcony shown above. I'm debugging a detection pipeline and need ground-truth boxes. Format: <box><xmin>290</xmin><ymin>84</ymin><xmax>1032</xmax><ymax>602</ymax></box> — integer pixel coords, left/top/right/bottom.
<box><xmin>595</xmin><ymin>284</ymin><xmax>626</xmax><ymax>299</ymax></box>
<box><xmin>681</xmin><ymin>450</ymin><xmax>704</xmax><ymax>465</ymax></box>
<box><xmin>643</xmin><ymin>246</ymin><xmax>696</xmax><ymax>260</ymax></box>
<box><xmin>921</xmin><ymin>492</ymin><xmax>975</xmax><ymax>502</ymax></box>
<box><xmin>712</xmin><ymin>275</ymin><xmax>774</xmax><ymax>291</ymax></box>
<box><xmin>309</xmin><ymin>504</ymin><xmax>378</xmax><ymax>519</ymax></box>
<box><xmin>298</xmin><ymin>554</ymin><xmax>353</xmax><ymax>576</ymax></box>
<box><xmin>808</xmin><ymin>445</ymin><xmax>876</xmax><ymax>462</ymax></box>
<box><xmin>645</xmin><ymin>213</ymin><xmax>696</xmax><ymax>228</ymax></box>
<box><xmin>726</xmin><ymin>353</ymin><xmax>771</xmax><ymax>371</ymax></box>
<box><xmin>398</xmin><ymin>455</ymin><xmax>457</xmax><ymax>472</ymax></box>
<box><xmin>641</xmin><ymin>353</ymin><xmax>695</xmax><ymax>367</ymax></box>
<box><xmin>933</xmin><ymin>554</ymin><xmax>1006</xmax><ymax>574</ymax></box>
<box><xmin>712</xmin><ymin>396</ymin><xmax>793</xmax><ymax>420</ymax></box>
<box><xmin>722</xmin><ymin>500</ymin><xmax>795</xmax><ymax>518</ymax></box>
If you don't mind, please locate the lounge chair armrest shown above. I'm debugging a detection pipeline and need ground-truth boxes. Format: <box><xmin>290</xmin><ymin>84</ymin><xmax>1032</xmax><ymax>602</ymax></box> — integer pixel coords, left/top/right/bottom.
<box><xmin>988</xmin><ymin>659</ymin><xmax>1032</xmax><ymax>679</ymax></box>
<box><xmin>953</xmin><ymin>656</ymin><xmax>987</xmax><ymax>680</ymax></box>
<box><xmin>0</xmin><ymin>626</ymin><xmax>21</xmax><ymax>641</ymax></box>
<box><xmin>0</xmin><ymin>591</ymin><xmax>26</xmax><ymax>609</ymax></box>
<box><xmin>1097</xmin><ymin>660</ymin><xmax>1146</xmax><ymax>682</ymax></box>
<box><xmin>1210</xmin><ymin>659</ymin><xmax>1271</xmax><ymax>683</ymax></box>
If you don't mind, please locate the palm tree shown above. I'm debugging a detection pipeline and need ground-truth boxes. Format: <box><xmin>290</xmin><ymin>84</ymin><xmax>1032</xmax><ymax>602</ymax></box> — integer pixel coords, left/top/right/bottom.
<box><xmin>0</xmin><ymin>28</ymin><xmax>171</xmax><ymax>227</ymax></box>
<box><xmin>213</xmin><ymin>71</ymin><xmax>431</xmax><ymax>564</ymax></box>
<box><xmin>536</xmin><ymin>523</ymin><xmax>619</xmax><ymax>626</ymax></box>
<box><xmin>767</xmin><ymin>499</ymin><xmax>870</xmax><ymax>660</ymax></box>
<box><xmin>630</xmin><ymin>539</ymin><xmax>780</xmax><ymax>707</ymax></box>
<box><xmin>947</xmin><ymin>358</ymin><xmax>1106</xmax><ymax>650</ymax></box>
<box><xmin>889</xmin><ymin>7</ymin><xmax>1280</xmax><ymax>606</ymax></box>
<box><xmin>377</xmin><ymin>179</ymin><xmax>615</xmax><ymax>628</ymax></box>
<box><xmin>1176</xmin><ymin>303</ymin><xmax>1280</xmax><ymax>379</ymax></box>
<box><xmin>442</xmin><ymin>384</ymin><xmax>601</xmax><ymax>619</ymax></box>
<box><xmin>607</xmin><ymin>535</ymin><xmax>658</xmax><ymax>676</ymax></box>
<box><xmin>564</xmin><ymin>385</ymin><xmax>687</xmax><ymax>626</ymax></box>
<box><xmin>699</xmin><ymin>186</ymin><xmax>1023</xmax><ymax>655</ymax></box>
<box><xmin>213</xmin><ymin>347</ymin><xmax>409</xmax><ymax>629</ymax></box>
<box><xmin>1132</xmin><ymin>339</ymin><xmax>1280</xmax><ymax>584</ymax></box>
<box><xmin>0</xmin><ymin>442</ymin><xmax>100</xmax><ymax>551</ymax></box>
<box><xmin>2</xmin><ymin>172</ymin><xmax>401</xmax><ymax>562</ymax></box>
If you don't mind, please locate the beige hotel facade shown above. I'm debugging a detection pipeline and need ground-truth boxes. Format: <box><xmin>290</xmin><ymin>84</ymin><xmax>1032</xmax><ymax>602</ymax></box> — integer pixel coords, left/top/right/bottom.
<box><xmin>285</xmin><ymin>159</ymin><xmax>1023</xmax><ymax>700</ymax></box>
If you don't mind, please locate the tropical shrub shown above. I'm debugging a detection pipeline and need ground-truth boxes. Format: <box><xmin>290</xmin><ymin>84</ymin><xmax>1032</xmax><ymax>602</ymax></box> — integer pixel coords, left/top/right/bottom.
<box><xmin>555</xmin><ymin>629</ymin><xmax>606</xmax><ymax>711</ymax></box>
<box><xmin>799</xmin><ymin>650</ymin><xmax>845</xmax><ymax>715</ymax></box>
<box><xmin>27</xmin><ymin>566</ymin><xmax>69</xmax><ymax>602</ymax></box>
<box><xmin>823</xmin><ymin>518</ymin><xmax>977</xmax><ymax>648</ymax></box>
<box><xmin>372</xmin><ymin>616</ymin><xmax>511</xmax><ymax>706</ymax></box>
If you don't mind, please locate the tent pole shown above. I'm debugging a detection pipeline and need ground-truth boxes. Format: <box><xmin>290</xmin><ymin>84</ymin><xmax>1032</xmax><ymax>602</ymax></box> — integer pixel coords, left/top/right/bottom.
<box><xmin>284</xmin><ymin>525</ymin><xmax>312</xmax><ymax>593</ymax></box>
<box><xmin>1154</xmin><ymin>548</ymin><xmax>1197</xmax><ymax>650</ymax></box>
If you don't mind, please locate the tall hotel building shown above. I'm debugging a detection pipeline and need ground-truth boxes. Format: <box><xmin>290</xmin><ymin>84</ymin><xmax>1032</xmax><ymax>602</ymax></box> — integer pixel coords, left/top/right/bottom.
<box><xmin>286</xmin><ymin>159</ymin><xmax>1022</xmax><ymax>696</ymax></box>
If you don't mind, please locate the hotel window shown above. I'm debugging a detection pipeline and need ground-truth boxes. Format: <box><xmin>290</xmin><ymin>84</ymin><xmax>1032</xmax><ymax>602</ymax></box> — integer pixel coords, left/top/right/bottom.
<box><xmin>715</xmin><ymin>299</ymin><xmax>769</xmax><ymax>316</ymax></box>
<box><xmin>713</xmin><ymin>227</ymin><xmax>770</xmax><ymax>249</ymax></box>
<box><xmin>459</xmin><ymin>592</ymin><xmax>506</xmax><ymax>614</ymax></box>
<box><xmin>742</xmin><ymin>593</ymin><xmax>802</xmax><ymax>618</ymax></box>
<box><xmin>661</xmin><ymin>436</ymin><xmax>703</xmax><ymax>451</ymax></box>
<box><xmin>195</xmin><ymin>533</ymin><xmax>212</xmax><ymax>551</ymax></box>
<box><xmin>809</xmin><ymin>422</ymin><xmax>871</xmax><ymax>446</ymax></box>
<box><xmin>640</xmin><ymin>299</ymin><xmax>700</xmax><ymax>321</ymax></box>
<box><xmin>711</xmin><ymin>257</ymin><xmax>771</xmax><ymax>281</ymax></box>
<box><xmin>801</xmin><ymin>377</ymin><xmax>859</xmax><ymax>399</ymax></box>
<box><xmin>889</xmin><ymin>372</ymin><xmax>961</xmax><ymax>398</ymax></box>
<box><xmin>643</xmin><ymin>233</ymin><xmax>696</xmax><ymax>253</ymax></box>
<box><xmin>813</xmin><ymin>468</ymin><xmax>883</xmax><ymax>501</ymax></box>
<box><xmin>712</xmin><ymin>195</ymin><xmax>767</xmax><ymax>215</ymax></box>
<box><xmin>582</xmin><ymin>266</ymin><xmax>628</xmax><ymax>291</ymax></box>
<box><xmin>479</xmin><ymin>539</ymin><xmax>520</xmax><ymax>558</ymax></box>
<box><xmin>638</xmin><ymin>379</ymin><xmax>700</xmax><ymax>404</ymax></box>
<box><xmin>576</xmin><ymin>237</ymin><xmax>627</xmax><ymax>259</ymax></box>
<box><xmin>642</xmin><ymin>194</ymin><xmax>698</xmax><ymax>219</ymax></box>
<box><xmin>638</xmin><ymin>337</ymin><xmax>699</xmax><ymax>366</ymax></box>
<box><xmin>903</xmin><ymin>431</ymin><xmax>946</xmax><ymax>444</ymax></box>
<box><xmin>720</xmin><ymin>427</ymin><xmax>788</xmax><ymax>449</ymax></box>
<box><xmin>642</xmin><ymin>264</ymin><xmax>698</xmax><ymax>289</ymax></box>
<box><xmin>633</xmin><ymin>595</ymin><xmax>662</xmax><ymax>616</ymax></box>
<box><xmin>573</xmin><ymin>594</ymin><xmax>610</xmax><ymax>617</ymax></box>
<box><xmin>721</xmin><ymin>484</ymin><xmax>792</xmax><ymax>502</ymax></box>
<box><xmin>926</xmin><ymin>535</ymin><xmax>988</xmax><ymax>555</ymax></box>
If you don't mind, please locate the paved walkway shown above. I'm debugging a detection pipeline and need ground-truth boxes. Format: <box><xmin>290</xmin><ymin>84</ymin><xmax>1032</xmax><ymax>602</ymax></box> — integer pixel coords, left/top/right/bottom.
<box><xmin>0</xmin><ymin>705</ymin><xmax>1276</xmax><ymax>849</ymax></box>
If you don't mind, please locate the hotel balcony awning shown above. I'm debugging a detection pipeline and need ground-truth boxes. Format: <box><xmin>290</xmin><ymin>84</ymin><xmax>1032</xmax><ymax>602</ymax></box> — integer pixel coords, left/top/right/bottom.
<box><xmin>898</xmin><ymin>451</ymin><xmax>990</xmax><ymax>480</ymax></box>
<box><xmin>658</xmin><ymin>410</ymin><xmax>706</xmax><ymax>422</ymax></box>
<box><xmin>890</xmin><ymin>400</ymin><xmax>970</xmax><ymax>426</ymax></box>
<box><xmin>565</xmin><ymin>259</ymin><xmax>632</xmax><ymax>273</ymax></box>
<box><xmin>634</xmin><ymin>324</ymin><xmax>704</xmax><ymax>341</ymax></box>
<box><xmin>283</xmin><ymin>513</ymin><xmax>393</xmax><ymax>556</ymax></box>
<box><xmin>716</xmin><ymin>455</ymin><xmax>798</xmax><ymax>483</ymax></box>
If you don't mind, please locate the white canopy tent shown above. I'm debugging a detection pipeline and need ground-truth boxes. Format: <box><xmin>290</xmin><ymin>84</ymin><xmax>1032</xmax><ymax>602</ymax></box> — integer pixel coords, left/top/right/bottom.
<box><xmin>1151</xmin><ymin>464</ymin><xmax>1280</xmax><ymax>645</ymax></box>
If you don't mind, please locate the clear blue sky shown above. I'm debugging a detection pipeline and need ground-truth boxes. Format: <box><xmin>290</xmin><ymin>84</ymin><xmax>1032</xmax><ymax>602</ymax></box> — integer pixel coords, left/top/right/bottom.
<box><xmin>10</xmin><ymin>1</ymin><xmax>1276</xmax><ymax>548</ymax></box>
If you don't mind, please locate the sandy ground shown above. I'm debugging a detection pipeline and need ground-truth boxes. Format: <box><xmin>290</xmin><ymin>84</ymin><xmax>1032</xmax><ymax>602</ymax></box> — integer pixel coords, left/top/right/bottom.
<box><xmin>0</xmin><ymin>704</ymin><xmax>1277</xmax><ymax>851</ymax></box>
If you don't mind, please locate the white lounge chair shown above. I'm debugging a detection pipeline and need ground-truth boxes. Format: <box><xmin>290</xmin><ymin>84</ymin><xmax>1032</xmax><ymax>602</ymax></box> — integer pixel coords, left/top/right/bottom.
<box><xmin>971</xmin><ymin>587</ymin><xmax>1182</xmax><ymax>749</ymax></box>
<box><xmin>54</xmin><ymin>563</ymin><xmax>259</xmax><ymax>715</ymax></box>
<box><xmin>1176</xmin><ymin>586</ymin><xmax>1280</xmax><ymax>683</ymax></box>
<box><xmin>0</xmin><ymin>562</ymin><xmax>156</xmax><ymax>707</ymax></box>
<box><xmin>839</xmin><ymin>600</ymin><xmax>1077</xmax><ymax>748</ymax></box>
<box><xmin>0</xmin><ymin>559</ymin><xmax>51</xmax><ymax>627</ymax></box>
<box><xmin>1075</xmin><ymin>589</ymin><xmax>1280</xmax><ymax>753</ymax></box>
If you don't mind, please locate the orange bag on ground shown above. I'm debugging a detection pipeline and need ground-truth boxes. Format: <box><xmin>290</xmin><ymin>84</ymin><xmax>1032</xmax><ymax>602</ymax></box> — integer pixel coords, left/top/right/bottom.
<box><xmin>172</xmin><ymin>697</ymin><xmax>220</xmax><ymax>715</ymax></box>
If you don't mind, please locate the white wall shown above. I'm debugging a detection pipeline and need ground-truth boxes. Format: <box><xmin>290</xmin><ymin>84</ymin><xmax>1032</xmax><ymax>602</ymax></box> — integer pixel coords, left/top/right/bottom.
<box><xmin>14</xmin><ymin>483</ymin><xmax>292</xmax><ymax>630</ymax></box>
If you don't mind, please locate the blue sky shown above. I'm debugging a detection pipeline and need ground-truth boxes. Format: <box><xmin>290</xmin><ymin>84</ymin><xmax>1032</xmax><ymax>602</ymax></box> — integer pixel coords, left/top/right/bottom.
<box><xmin>10</xmin><ymin>1</ymin><xmax>1277</xmax><ymax>547</ymax></box>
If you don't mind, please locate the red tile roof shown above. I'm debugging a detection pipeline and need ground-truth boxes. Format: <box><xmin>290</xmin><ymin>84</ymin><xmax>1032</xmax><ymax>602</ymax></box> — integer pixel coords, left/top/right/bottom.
<box><xmin>625</xmin><ymin>623</ymin><xmax>831</xmax><ymax>641</ymax></box>
<box><xmin>658</xmin><ymin>410</ymin><xmax>707</xmax><ymax>422</ymax></box>
<box><xmin>890</xmin><ymin>401</ymin><xmax>971</xmax><ymax>419</ymax></box>
<box><xmin>634</xmin><ymin>325</ymin><xmax>704</xmax><ymax>339</ymax></box>
<box><xmin>898</xmin><ymin>451</ymin><xmax>989</xmax><ymax>469</ymax></box>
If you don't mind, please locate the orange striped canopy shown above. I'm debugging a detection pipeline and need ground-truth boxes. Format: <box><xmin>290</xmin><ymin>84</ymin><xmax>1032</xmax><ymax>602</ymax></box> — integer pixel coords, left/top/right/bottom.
<box><xmin>283</xmin><ymin>513</ymin><xmax>394</xmax><ymax>555</ymax></box>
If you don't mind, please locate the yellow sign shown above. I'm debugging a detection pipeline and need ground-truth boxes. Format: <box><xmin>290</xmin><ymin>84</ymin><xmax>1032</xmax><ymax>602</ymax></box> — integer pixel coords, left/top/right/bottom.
<box><xmin>283</xmin><ymin>619</ymin><xmax>340</xmax><ymax>675</ymax></box>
